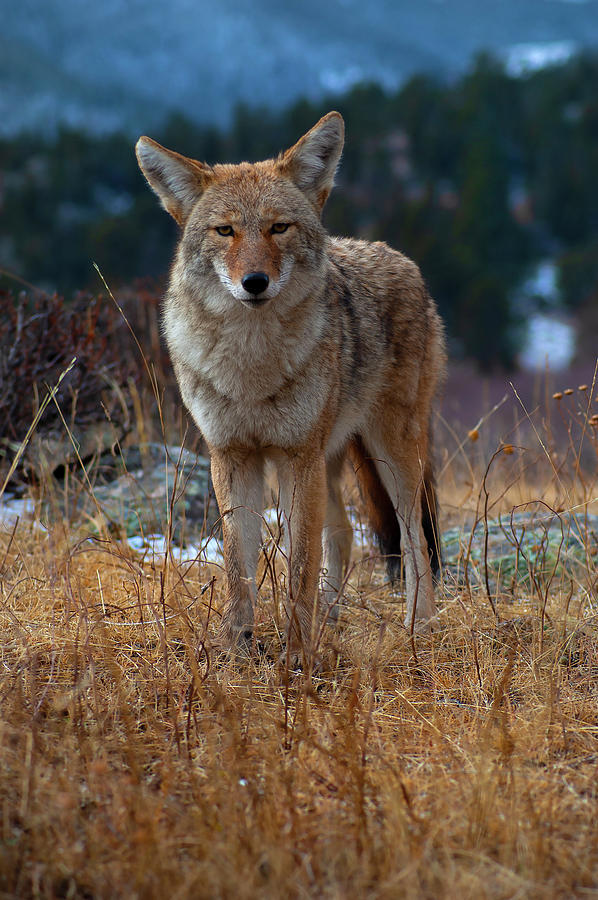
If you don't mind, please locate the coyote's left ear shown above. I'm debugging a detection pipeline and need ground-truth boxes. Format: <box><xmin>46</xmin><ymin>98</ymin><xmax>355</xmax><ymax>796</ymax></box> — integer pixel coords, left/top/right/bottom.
<box><xmin>279</xmin><ymin>111</ymin><xmax>345</xmax><ymax>211</ymax></box>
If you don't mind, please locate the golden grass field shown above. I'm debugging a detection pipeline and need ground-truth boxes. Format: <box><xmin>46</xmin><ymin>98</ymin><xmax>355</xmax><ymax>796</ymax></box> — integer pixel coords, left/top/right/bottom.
<box><xmin>1</xmin><ymin>360</ymin><xmax>597</xmax><ymax>899</ymax></box>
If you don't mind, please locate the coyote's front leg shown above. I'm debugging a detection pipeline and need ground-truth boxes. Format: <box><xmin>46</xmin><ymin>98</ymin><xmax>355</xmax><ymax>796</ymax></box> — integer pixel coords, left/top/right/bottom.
<box><xmin>279</xmin><ymin>448</ymin><xmax>327</xmax><ymax>666</ymax></box>
<box><xmin>209</xmin><ymin>447</ymin><xmax>264</xmax><ymax>652</ymax></box>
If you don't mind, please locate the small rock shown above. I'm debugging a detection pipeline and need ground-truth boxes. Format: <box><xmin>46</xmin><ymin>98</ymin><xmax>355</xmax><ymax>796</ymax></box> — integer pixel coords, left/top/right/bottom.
<box><xmin>441</xmin><ymin>509</ymin><xmax>598</xmax><ymax>596</ymax></box>
<box><xmin>73</xmin><ymin>442</ymin><xmax>218</xmax><ymax>543</ymax></box>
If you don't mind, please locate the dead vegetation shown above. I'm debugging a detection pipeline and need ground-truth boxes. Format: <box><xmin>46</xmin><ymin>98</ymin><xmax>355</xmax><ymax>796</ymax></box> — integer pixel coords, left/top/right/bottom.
<box><xmin>0</xmin><ymin>292</ymin><xmax>597</xmax><ymax>898</ymax></box>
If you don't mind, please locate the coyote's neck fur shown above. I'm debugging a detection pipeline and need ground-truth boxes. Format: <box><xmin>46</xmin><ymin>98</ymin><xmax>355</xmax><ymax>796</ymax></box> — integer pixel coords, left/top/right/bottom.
<box><xmin>163</xmin><ymin>248</ymin><xmax>328</xmax><ymax>407</ymax></box>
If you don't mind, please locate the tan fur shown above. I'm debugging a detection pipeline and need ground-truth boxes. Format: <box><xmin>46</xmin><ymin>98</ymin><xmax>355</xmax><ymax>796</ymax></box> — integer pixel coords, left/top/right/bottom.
<box><xmin>136</xmin><ymin>112</ymin><xmax>447</xmax><ymax>664</ymax></box>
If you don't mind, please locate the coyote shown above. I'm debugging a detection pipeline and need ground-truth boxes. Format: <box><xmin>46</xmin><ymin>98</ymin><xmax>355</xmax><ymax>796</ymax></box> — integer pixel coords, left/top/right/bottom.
<box><xmin>136</xmin><ymin>112</ymin><xmax>446</xmax><ymax>663</ymax></box>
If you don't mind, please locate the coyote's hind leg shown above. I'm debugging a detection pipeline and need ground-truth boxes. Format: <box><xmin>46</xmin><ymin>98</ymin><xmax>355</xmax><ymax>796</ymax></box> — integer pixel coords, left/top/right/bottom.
<box><xmin>321</xmin><ymin>453</ymin><xmax>353</xmax><ymax>624</ymax></box>
<box><xmin>364</xmin><ymin>424</ymin><xmax>436</xmax><ymax>632</ymax></box>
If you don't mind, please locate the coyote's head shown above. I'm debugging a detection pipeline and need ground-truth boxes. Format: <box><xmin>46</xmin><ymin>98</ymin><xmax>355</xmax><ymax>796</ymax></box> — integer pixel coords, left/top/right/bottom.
<box><xmin>136</xmin><ymin>113</ymin><xmax>344</xmax><ymax>311</ymax></box>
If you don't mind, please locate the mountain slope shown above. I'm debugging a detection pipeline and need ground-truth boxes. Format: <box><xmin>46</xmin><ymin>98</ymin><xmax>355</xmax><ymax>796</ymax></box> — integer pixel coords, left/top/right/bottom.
<box><xmin>2</xmin><ymin>0</ymin><xmax>598</xmax><ymax>135</ymax></box>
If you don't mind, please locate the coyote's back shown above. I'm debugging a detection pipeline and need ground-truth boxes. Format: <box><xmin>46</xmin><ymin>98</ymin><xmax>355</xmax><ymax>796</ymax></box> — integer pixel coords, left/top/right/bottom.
<box><xmin>136</xmin><ymin>111</ymin><xmax>446</xmax><ymax>664</ymax></box>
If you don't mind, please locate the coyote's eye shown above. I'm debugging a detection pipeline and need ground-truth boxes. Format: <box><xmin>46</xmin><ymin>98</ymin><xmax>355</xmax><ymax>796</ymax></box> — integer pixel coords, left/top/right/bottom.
<box><xmin>271</xmin><ymin>223</ymin><xmax>290</xmax><ymax>234</ymax></box>
<box><xmin>215</xmin><ymin>225</ymin><xmax>234</xmax><ymax>237</ymax></box>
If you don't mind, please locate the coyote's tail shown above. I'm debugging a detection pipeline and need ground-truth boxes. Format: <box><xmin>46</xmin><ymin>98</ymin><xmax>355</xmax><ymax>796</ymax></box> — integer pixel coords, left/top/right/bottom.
<box><xmin>348</xmin><ymin>434</ymin><xmax>440</xmax><ymax>583</ymax></box>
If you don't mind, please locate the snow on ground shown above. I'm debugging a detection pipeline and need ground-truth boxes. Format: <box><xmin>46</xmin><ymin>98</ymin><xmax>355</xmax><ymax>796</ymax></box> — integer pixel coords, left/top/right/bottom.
<box><xmin>518</xmin><ymin>313</ymin><xmax>576</xmax><ymax>371</ymax></box>
<box><xmin>521</xmin><ymin>260</ymin><xmax>560</xmax><ymax>306</ymax></box>
<box><xmin>127</xmin><ymin>534</ymin><xmax>224</xmax><ymax>566</ymax></box>
<box><xmin>124</xmin><ymin>506</ymin><xmax>373</xmax><ymax>569</ymax></box>
<box><xmin>348</xmin><ymin>509</ymin><xmax>371</xmax><ymax>549</ymax></box>
<box><xmin>516</xmin><ymin>259</ymin><xmax>577</xmax><ymax>372</ymax></box>
<box><xmin>0</xmin><ymin>495</ymin><xmax>385</xmax><ymax>567</ymax></box>
<box><xmin>0</xmin><ymin>496</ymin><xmax>40</xmax><ymax>529</ymax></box>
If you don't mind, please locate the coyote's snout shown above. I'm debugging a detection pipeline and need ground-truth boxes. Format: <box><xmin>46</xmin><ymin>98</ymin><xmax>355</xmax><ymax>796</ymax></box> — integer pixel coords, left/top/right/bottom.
<box><xmin>212</xmin><ymin>224</ymin><xmax>296</xmax><ymax>307</ymax></box>
<box><xmin>136</xmin><ymin>111</ymin><xmax>446</xmax><ymax>664</ymax></box>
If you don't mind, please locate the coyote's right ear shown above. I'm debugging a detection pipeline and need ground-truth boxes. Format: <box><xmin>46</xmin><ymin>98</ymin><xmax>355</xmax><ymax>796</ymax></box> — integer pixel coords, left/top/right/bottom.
<box><xmin>279</xmin><ymin>111</ymin><xmax>345</xmax><ymax>211</ymax></box>
<box><xmin>136</xmin><ymin>137</ymin><xmax>213</xmax><ymax>225</ymax></box>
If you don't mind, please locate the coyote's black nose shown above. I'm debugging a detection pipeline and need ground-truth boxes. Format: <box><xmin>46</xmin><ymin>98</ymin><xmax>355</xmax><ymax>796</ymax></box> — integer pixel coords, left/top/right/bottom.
<box><xmin>242</xmin><ymin>272</ymin><xmax>269</xmax><ymax>296</ymax></box>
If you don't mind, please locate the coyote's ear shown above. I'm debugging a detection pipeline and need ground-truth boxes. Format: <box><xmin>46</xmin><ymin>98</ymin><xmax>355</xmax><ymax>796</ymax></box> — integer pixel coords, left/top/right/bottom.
<box><xmin>279</xmin><ymin>111</ymin><xmax>344</xmax><ymax>211</ymax></box>
<box><xmin>136</xmin><ymin>137</ymin><xmax>213</xmax><ymax>225</ymax></box>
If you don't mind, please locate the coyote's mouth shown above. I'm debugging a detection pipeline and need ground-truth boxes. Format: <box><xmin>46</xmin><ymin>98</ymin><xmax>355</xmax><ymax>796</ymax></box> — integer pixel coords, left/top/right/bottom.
<box><xmin>239</xmin><ymin>295</ymin><xmax>271</xmax><ymax>309</ymax></box>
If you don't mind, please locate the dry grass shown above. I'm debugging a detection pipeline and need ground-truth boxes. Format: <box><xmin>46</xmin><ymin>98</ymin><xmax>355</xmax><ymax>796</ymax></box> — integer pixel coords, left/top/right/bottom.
<box><xmin>1</xmin><ymin>361</ymin><xmax>597</xmax><ymax>899</ymax></box>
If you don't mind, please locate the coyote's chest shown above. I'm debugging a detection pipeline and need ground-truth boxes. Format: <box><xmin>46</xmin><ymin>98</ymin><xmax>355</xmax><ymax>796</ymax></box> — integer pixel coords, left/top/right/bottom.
<box><xmin>165</xmin><ymin>305</ymin><xmax>331</xmax><ymax>448</ymax></box>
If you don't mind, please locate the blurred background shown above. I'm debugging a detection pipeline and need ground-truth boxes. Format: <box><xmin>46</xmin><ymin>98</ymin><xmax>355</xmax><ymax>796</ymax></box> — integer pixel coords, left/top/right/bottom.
<box><xmin>1</xmin><ymin>0</ymin><xmax>597</xmax><ymax>392</ymax></box>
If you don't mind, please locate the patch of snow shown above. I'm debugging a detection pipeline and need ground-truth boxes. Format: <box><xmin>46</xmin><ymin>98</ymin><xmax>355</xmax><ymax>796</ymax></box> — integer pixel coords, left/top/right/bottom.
<box><xmin>0</xmin><ymin>497</ymin><xmax>36</xmax><ymax>528</ymax></box>
<box><xmin>518</xmin><ymin>313</ymin><xmax>576</xmax><ymax>371</ymax></box>
<box><xmin>348</xmin><ymin>509</ymin><xmax>372</xmax><ymax>550</ymax></box>
<box><xmin>0</xmin><ymin>496</ymin><xmax>48</xmax><ymax>533</ymax></box>
<box><xmin>128</xmin><ymin>532</ymin><xmax>223</xmax><ymax>565</ymax></box>
<box><xmin>319</xmin><ymin>65</ymin><xmax>366</xmax><ymax>93</ymax></box>
<box><xmin>504</xmin><ymin>41</ymin><xmax>577</xmax><ymax>76</ymax></box>
<box><xmin>198</xmin><ymin>537</ymin><xmax>224</xmax><ymax>565</ymax></box>
<box><xmin>521</xmin><ymin>260</ymin><xmax>560</xmax><ymax>306</ymax></box>
<box><xmin>127</xmin><ymin>535</ymin><xmax>146</xmax><ymax>552</ymax></box>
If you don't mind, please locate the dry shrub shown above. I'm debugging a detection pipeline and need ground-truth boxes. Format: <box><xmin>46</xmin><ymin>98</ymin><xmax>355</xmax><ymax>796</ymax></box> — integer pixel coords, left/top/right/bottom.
<box><xmin>0</xmin><ymin>284</ymin><xmax>189</xmax><ymax>490</ymax></box>
<box><xmin>0</xmin><ymin>290</ymin><xmax>143</xmax><ymax>504</ymax></box>
<box><xmin>0</xmin><ymin>290</ymin><xmax>141</xmax><ymax>448</ymax></box>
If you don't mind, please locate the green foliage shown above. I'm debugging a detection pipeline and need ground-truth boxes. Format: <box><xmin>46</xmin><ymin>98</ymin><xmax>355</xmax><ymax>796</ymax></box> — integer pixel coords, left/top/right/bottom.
<box><xmin>2</xmin><ymin>52</ymin><xmax>597</xmax><ymax>369</ymax></box>
<box><xmin>558</xmin><ymin>238</ymin><xmax>598</xmax><ymax>309</ymax></box>
<box><xmin>520</xmin><ymin>54</ymin><xmax>598</xmax><ymax>247</ymax></box>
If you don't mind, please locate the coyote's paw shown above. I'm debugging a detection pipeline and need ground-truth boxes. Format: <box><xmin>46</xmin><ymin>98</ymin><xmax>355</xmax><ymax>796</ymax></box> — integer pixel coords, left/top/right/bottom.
<box><xmin>213</xmin><ymin>628</ymin><xmax>274</xmax><ymax>667</ymax></box>
<box><xmin>278</xmin><ymin>644</ymin><xmax>303</xmax><ymax>672</ymax></box>
<box><xmin>213</xmin><ymin>625</ymin><xmax>254</xmax><ymax>659</ymax></box>
<box><xmin>278</xmin><ymin>644</ymin><xmax>322</xmax><ymax>675</ymax></box>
